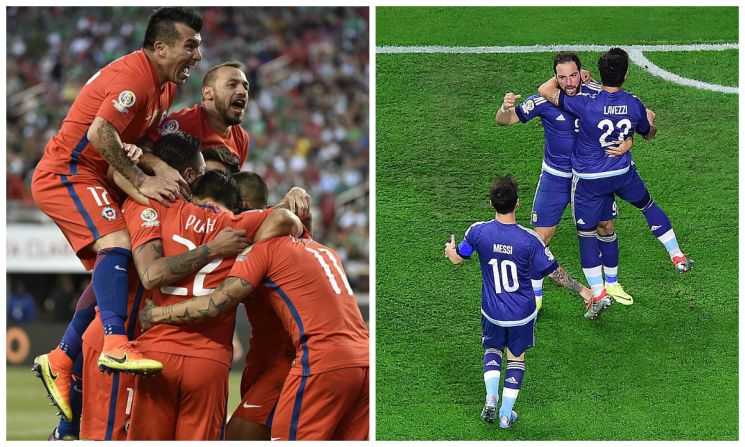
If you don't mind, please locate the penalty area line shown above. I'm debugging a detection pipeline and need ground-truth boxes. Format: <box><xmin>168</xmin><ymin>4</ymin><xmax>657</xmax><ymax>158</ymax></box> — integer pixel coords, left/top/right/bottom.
<box><xmin>377</xmin><ymin>43</ymin><xmax>738</xmax><ymax>94</ymax></box>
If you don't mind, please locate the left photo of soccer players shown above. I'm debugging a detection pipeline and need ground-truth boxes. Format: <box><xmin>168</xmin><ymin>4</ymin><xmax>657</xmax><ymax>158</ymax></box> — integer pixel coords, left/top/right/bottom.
<box><xmin>6</xmin><ymin>7</ymin><xmax>370</xmax><ymax>441</ymax></box>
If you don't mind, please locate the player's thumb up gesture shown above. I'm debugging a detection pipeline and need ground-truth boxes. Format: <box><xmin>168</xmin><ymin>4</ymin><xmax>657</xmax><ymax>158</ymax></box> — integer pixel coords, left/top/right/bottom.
<box><xmin>502</xmin><ymin>92</ymin><xmax>522</xmax><ymax>111</ymax></box>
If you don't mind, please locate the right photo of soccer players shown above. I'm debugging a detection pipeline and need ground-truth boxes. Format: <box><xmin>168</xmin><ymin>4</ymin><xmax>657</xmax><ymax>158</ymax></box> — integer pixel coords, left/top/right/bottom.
<box><xmin>376</xmin><ymin>6</ymin><xmax>737</xmax><ymax>441</ymax></box>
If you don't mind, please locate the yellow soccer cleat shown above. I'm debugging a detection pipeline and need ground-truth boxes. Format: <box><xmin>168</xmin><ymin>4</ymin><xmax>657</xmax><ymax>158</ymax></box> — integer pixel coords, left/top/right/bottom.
<box><xmin>32</xmin><ymin>353</ymin><xmax>73</xmax><ymax>422</ymax></box>
<box><xmin>605</xmin><ymin>282</ymin><xmax>633</xmax><ymax>306</ymax></box>
<box><xmin>98</xmin><ymin>341</ymin><xmax>163</xmax><ymax>375</ymax></box>
<box><xmin>535</xmin><ymin>296</ymin><xmax>543</xmax><ymax>312</ymax></box>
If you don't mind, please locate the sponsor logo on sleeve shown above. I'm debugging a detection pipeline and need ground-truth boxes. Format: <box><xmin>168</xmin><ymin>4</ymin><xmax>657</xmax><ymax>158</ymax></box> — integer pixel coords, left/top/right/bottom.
<box><xmin>112</xmin><ymin>90</ymin><xmax>136</xmax><ymax>113</ymax></box>
<box><xmin>545</xmin><ymin>247</ymin><xmax>555</xmax><ymax>261</ymax></box>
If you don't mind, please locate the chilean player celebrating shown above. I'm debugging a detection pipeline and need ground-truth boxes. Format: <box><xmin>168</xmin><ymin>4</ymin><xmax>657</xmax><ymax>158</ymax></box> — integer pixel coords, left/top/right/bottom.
<box><xmin>31</xmin><ymin>7</ymin><xmax>203</xmax><ymax>423</ymax></box>
<box><xmin>149</xmin><ymin>61</ymin><xmax>251</xmax><ymax>167</ymax></box>
<box><xmin>139</xmin><ymin>223</ymin><xmax>370</xmax><ymax>440</ymax></box>
<box><xmin>538</xmin><ymin>47</ymin><xmax>693</xmax><ymax>317</ymax></box>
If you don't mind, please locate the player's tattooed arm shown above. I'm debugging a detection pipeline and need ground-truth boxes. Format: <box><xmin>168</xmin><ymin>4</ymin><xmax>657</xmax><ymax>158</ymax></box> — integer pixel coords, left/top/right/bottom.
<box><xmin>538</xmin><ymin>77</ymin><xmax>561</xmax><ymax>106</ymax></box>
<box><xmin>88</xmin><ymin>117</ymin><xmax>147</xmax><ymax>187</ymax></box>
<box><xmin>549</xmin><ymin>266</ymin><xmax>592</xmax><ymax>302</ymax></box>
<box><xmin>140</xmin><ymin>276</ymin><xmax>254</xmax><ymax>329</ymax></box>
<box><xmin>133</xmin><ymin>229</ymin><xmax>249</xmax><ymax>290</ymax></box>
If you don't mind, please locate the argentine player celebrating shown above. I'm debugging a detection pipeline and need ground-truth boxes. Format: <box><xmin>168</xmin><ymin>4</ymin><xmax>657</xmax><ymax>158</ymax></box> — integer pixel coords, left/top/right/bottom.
<box><xmin>496</xmin><ymin>52</ymin><xmax>634</xmax><ymax>308</ymax></box>
<box><xmin>445</xmin><ymin>177</ymin><xmax>582</xmax><ymax>429</ymax></box>
<box><xmin>538</xmin><ymin>47</ymin><xmax>693</xmax><ymax>313</ymax></box>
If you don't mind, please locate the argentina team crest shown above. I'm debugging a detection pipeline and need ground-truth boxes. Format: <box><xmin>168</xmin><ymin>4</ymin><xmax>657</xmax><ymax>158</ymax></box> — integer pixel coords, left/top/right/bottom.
<box><xmin>521</xmin><ymin>99</ymin><xmax>535</xmax><ymax>114</ymax></box>
<box><xmin>113</xmin><ymin>90</ymin><xmax>136</xmax><ymax>113</ymax></box>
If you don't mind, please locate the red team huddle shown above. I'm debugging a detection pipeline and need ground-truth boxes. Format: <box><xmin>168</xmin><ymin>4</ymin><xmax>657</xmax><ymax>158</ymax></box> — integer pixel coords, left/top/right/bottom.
<box><xmin>30</xmin><ymin>7</ymin><xmax>369</xmax><ymax>441</ymax></box>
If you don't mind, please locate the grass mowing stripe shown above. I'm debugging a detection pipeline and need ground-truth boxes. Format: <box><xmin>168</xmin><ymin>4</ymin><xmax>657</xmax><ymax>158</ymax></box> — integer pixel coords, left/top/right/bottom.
<box><xmin>376</xmin><ymin>7</ymin><xmax>738</xmax><ymax>47</ymax></box>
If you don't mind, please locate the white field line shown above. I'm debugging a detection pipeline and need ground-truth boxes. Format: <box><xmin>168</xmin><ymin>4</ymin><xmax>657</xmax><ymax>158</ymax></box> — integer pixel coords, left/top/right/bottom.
<box><xmin>377</xmin><ymin>43</ymin><xmax>739</xmax><ymax>94</ymax></box>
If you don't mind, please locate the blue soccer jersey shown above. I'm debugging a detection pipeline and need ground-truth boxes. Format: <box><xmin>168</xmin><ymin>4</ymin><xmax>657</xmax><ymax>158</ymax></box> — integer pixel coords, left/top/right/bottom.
<box><xmin>515</xmin><ymin>82</ymin><xmax>602</xmax><ymax>176</ymax></box>
<box><xmin>456</xmin><ymin>220</ymin><xmax>558</xmax><ymax>326</ymax></box>
<box><xmin>558</xmin><ymin>89</ymin><xmax>651</xmax><ymax>178</ymax></box>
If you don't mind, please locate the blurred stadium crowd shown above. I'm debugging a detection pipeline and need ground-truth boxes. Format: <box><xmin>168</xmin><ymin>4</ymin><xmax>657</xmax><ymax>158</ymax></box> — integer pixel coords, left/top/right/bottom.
<box><xmin>7</xmin><ymin>6</ymin><xmax>369</xmax><ymax>321</ymax></box>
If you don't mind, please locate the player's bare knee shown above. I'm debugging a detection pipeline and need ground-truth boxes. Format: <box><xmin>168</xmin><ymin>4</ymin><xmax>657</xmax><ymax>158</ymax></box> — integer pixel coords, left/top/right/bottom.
<box><xmin>534</xmin><ymin>226</ymin><xmax>556</xmax><ymax>246</ymax></box>
<box><xmin>92</xmin><ymin>229</ymin><xmax>132</xmax><ymax>252</ymax></box>
<box><xmin>505</xmin><ymin>348</ymin><xmax>524</xmax><ymax>361</ymax></box>
<box><xmin>597</xmin><ymin>220</ymin><xmax>614</xmax><ymax>236</ymax></box>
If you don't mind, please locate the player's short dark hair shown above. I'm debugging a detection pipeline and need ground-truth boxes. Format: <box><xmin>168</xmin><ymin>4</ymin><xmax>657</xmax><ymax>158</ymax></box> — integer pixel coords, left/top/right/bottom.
<box><xmin>143</xmin><ymin>7</ymin><xmax>202</xmax><ymax>50</ymax></box>
<box><xmin>202</xmin><ymin>61</ymin><xmax>246</xmax><ymax>88</ymax></box>
<box><xmin>233</xmin><ymin>171</ymin><xmax>268</xmax><ymax>211</ymax></box>
<box><xmin>202</xmin><ymin>147</ymin><xmax>240</xmax><ymax>174</ymax></box>
<box><xmin>192</xmin><ymin>169</ymin><xmax>239</xmax><ymax>211</ymax></box>
<box><xmin>152</xmin><ymin>131</ymin><xmax>203</xmax><ymax>173</ymax></box>
<box><xmin>598</xmin><ymin>47</ymin><xmax>628</xmax><ymax>87</ymax></box>
<box><xmin>489</xmin><ymin>176</ymin><xmax>519</xmax><ymax>214</ymax></box>
<box><xmin>553</xmin><ymin>51</ymin><xmax>582</xmax><ymax>73</ymax></box>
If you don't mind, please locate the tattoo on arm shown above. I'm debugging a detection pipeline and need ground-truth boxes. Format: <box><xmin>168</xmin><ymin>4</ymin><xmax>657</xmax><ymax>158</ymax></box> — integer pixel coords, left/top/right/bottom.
<box><xmin>549</xmin><ymin>267</ymin><xmax>584</xmax><ymax>293</ymax></box>
<box><xmin>137</xmin><ymin>242</ymin><xmax>212</xmax><ymax>289</ymax></box>
<box><xmin>548</xmin><ymin>90</ymin><xmax>560</xmax><ymax>106</ymax></box>
<box><xmin>95</xmin><ymin>119</ymin><xmax>146</xmax><ymax>186</ymax></box>
<box><xmin>153</xmin><ymin>277</ymin><xmax>254</xmax><ymax>326</ymax></box>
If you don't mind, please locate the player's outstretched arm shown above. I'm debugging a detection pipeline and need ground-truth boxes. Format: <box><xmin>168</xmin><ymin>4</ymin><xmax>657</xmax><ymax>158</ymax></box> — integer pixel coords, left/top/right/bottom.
<box><xmin>495</xmin><ymin>92</ymin><xmax>521</xmax><ymax>126</ymax></box>
<box><xmin>253</xmin><ymin>208</ymin><xmax>303</xmax><ymax>243</ymax></box>
<box><xmin>643</xmin><ymin>108</ymin><xmax>657</xmax><ymax>140</ymax></box>
<box><xmin>538</xmin><ymin>77</ymin><xmax>561</xmax><ymax>106</ymax></box>
<box><xmin>548</xmin><ymin>266</ymin><xmax>592</xmax><ymax>303</ymax></box>
<box><xmin>133</xmin><ymin>228</ymin><xmax>249</xmax><ymax>290</ymax></box>
<box><xmin>444</xmin><ymin>234</ymin><xmax>464</xmax><ymax>265</ymax></box>
<box><xmin>139</xmin><ymin>276</ymin><xmax>254</xmax><ymax>330</ymax></box>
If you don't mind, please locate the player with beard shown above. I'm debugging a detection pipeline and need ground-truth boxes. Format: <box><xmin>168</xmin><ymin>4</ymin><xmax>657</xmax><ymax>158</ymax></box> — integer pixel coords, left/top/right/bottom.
<box><xmin>32</xmin><ymin>6</ymin><xmax>203</xmax><ymax>426</ymax></box>
<box><xmin>149</xmin><ymin>61</ymin><xmax>250</xmax><ymax>168</ymax></box>
<box><xmin>496</xmin><ymin>52</ymin><xmax>634</xmax><ymax>314</ymax></box>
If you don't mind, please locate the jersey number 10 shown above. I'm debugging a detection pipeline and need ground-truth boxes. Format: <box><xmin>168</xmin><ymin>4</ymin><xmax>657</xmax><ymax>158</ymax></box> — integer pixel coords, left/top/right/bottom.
<box><xmin>488</xmin><ymin>258</ymin><xmax>519</xmax><ymax>293</ymax></box>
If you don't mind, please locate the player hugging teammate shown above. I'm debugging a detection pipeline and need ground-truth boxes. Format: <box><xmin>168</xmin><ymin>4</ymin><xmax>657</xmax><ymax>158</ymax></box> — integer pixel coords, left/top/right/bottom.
<box><xmin>32</xmin><ymin>7</ymin><xmax>369</xmax><ymax>441</ymax></box>
<box><xmin>447</xmin><ymin>47</ymin><xmax>692</xmax><ymax>429</ymax></box>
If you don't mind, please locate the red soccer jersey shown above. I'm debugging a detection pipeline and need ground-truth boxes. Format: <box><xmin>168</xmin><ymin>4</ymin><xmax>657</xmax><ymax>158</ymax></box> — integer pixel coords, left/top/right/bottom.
<box><xmin>230</xmin><ymin>236</ymin><xmax>369</xmax><ymax>376</ymax></box>
<box><xmin>122</xmin><ymin>197</ymin><xmax>273</xmax><ymax>367</ymax></box>
<box><xmin>37</xmin><ymin>50</ymin><xmax>175</xmax><ymax>176</ymax></box>
<box><xmin>241</xmin><ymin>290</ymin><xmax>295</xmax><ymax>394</ymax></box>
<box><xmin>148</xmin><ymin>104</ymin><xmax>250</xmax><ymax>166</ymax></box>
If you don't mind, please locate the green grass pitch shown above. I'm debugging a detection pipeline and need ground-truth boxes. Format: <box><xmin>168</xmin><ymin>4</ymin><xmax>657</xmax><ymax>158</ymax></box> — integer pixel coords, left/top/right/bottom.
<box><xmin>6</xmin><ymin>366</ymin><xmax>244</xmax><ymax>440</ymax></box>
<box><xmin>376</xmin><ymin>7</ymin><xmax>737</xmax><ymax>441</ymax></box>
